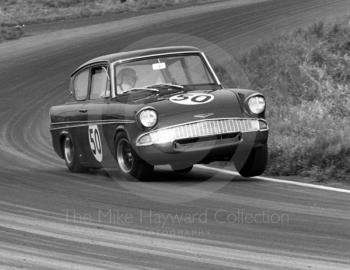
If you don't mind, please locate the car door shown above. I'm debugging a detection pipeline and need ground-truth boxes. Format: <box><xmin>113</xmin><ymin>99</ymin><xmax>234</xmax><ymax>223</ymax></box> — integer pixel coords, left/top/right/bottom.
<box><xmin>68</xmin><ymin>67</ymin><xmax>91</xmax><ymax>166</ymax></box>
<box><xmin>84</xmin><ymin>64</ymin><xmax>115</xmax><ymax>167</ymax></box>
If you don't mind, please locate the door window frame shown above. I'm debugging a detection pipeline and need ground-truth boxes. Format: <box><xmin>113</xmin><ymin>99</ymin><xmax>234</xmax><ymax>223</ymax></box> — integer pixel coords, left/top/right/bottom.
<box><xmin>71</xmin><ymin>61</ymin><xmax>111</xmax><ymax>102</ymax></box>
<box><xmin>89</xmin><ymin>64</ymin><xmax>111</xmax><ymax>100</ymax></box>
<box><xmin>72</xmin><ymin>68</ymin><xmax>90</xmax><ymax>101</ymax></box>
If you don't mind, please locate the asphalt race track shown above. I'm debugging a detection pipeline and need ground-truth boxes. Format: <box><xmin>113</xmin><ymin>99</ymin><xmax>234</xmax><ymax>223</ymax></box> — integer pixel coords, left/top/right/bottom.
<box><xmin>0</xmin><ymin>0</ymin><xmax>350</xmax><ymax>269</ymax></box>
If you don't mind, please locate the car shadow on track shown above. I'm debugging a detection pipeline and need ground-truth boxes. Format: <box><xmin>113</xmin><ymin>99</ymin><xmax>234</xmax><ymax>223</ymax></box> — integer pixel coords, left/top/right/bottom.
<box><xmin>26</xmin><ymin>165</ymin><xmax>255</xmax><ymax>184</ymax></box>
<box><xmin>86</xmin><ymin>165</ymin><xmax>253</xmax><ymax>184</ymax></box>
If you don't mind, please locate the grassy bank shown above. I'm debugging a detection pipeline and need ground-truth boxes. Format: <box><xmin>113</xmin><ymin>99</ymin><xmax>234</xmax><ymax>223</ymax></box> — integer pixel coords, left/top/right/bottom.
<box><xmin>239</xmin><ymin>17</ymin><xmax>350</xmax><ymax>182</ymax></box>
<box><xmin>0</xmin><ymin>0</ymin><xmax>219</xmax><ymax>41</ymax></box>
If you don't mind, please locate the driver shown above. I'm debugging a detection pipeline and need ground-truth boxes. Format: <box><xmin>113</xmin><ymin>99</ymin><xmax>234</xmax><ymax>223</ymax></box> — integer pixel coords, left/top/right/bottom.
<box><xmin>116</xmin><ymin>68</ymin><xmax>137</xmax><ymax>93</ymax></box>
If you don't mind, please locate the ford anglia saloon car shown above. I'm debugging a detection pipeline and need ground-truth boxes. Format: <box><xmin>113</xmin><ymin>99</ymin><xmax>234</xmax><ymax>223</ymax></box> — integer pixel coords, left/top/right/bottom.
<box><xmin>50</xmin><ymin>46</ymin><xmax>268</xmax><ymax>180</ymax></box>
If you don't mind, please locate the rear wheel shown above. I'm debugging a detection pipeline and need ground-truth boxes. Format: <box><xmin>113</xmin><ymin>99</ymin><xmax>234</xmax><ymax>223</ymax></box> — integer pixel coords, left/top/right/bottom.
<box><xmin>63</xmin><ymin>136</ymin><xmax>87</xmax><ymax>173</ymax></box>
<box><xmin>237</xmin><ymin>144</ymin><xmax>267</xmax><ymax>177</ymax></box>
<box><xmin>115</xmin><ymin>132</ymin><xmax>154</xmax><ymax>180</ymax></box>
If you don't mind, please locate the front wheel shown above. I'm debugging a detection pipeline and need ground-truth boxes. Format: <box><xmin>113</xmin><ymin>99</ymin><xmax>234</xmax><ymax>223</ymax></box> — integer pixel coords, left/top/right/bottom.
<box><xmin>115</xmin><ymin>132</ymin><xmax>154</xmax><ymax>180</ymax></box>
<box><xmin>237</xmin><ymin>144</ymin><xmax>268</xmax><ymax>177</ymax></box>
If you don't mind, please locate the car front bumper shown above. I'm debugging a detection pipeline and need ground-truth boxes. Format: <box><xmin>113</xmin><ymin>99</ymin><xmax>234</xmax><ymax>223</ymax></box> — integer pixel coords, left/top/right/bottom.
<box><xmin>135</xmin><ymin>129</ymin><xmax>268</xmax><ymax>165</ymax></box>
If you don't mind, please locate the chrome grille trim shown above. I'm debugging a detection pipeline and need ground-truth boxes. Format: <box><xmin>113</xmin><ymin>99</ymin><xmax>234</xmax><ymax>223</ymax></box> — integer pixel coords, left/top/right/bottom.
<box><xmin>158</xmin><ymin>118</ymin><xmax>257</xmax><ymax>140</ymax></box>
<box><xmin>136</xmin><ymin>118</ymin><xmax>267</xmax><ymax>146</ymax></box>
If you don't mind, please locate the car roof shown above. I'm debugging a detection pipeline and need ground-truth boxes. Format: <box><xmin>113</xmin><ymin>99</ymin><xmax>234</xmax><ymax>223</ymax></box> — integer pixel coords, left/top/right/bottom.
<box><xmin>72</xmin><ymin>46</ymin><xmax>201</xmax><ymax>76</ymax></box>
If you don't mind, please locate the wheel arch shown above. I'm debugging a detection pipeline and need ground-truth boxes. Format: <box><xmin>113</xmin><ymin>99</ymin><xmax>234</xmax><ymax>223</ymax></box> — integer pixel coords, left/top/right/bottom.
<box><xmin>113</xmin><ymin>125</ymin><xmax>131</xmax><ymax>142</ymax></box>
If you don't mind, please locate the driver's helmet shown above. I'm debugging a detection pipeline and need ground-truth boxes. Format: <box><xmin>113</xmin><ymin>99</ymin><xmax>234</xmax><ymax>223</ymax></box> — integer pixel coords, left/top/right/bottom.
<box><xmin>116</xmin><ymin>68</ymin><xmax>137</xmax><ymax>92</ymax></box>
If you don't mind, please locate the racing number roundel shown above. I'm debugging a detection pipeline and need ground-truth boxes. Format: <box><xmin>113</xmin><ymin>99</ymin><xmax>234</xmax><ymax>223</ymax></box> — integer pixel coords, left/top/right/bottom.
<box><xmin>169</xmin><ymin>93</ymin><xmax>214</xmax><ymax>105</ymax></box>
<box><xmin>88</xmin><ymin>125</ymin><xmax>103</xmax><ymax>162</ymax></box>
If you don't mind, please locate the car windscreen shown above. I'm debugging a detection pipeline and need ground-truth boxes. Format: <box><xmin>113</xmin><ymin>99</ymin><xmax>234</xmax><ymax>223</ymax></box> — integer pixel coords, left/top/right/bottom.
<box><xmin>114</xmin><ymin>53</ymin><xmax>216</xmax><ymax>94</ymax></box>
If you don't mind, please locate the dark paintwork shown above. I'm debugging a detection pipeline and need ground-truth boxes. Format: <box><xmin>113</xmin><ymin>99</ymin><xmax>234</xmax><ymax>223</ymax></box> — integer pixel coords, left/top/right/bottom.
<box><xmin>50</xmin><ymin>46</ymin><xmax>268</xmax><ymax>169</ymax></box>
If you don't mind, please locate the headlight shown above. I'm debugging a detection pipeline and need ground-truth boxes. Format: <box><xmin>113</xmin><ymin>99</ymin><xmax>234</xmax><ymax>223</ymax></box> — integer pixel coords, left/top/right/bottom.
<box><xmin>138</xmin><ymin>109</ymin><xmax>158</xmax><ymax>128</ymax></box>
<box><xmin>247</xmin><ymin>96</ymin><xmax>266</xmax><ymax>114</ymax></box>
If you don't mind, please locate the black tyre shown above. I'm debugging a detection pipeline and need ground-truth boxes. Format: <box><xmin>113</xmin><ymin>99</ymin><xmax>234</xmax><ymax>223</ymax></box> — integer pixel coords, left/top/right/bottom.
<box><xmin>63</xmin><ymin>136</ymin><xmax>87</xmax><ymax>173</ymax></box>
<box><xmin>171</xmin><ymin>164</ymin><xmax>193</xmax><ymax>173</ymax></box>
<box><xmin>237</xmin><ymin>144</ymin><xmax>268</xmax><ymax>177</ymax></box>
<box><xmin>115</xmin><ymin>132</ymin><xmax>154</xmax><ymax>180</ymax></box>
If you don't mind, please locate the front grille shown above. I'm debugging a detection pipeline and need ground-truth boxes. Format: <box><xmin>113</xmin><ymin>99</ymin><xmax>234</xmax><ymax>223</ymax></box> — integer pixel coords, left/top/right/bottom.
<box><xmin>153</xmin><ymin>118</ymin><xmax>259</xmax><ymax>141</ymax></box>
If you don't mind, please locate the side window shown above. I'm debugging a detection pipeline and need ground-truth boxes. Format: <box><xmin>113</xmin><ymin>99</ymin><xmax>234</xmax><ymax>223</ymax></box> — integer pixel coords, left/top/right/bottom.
<box><xmin>73</xmin><ymin>69</ymin><xmax>89</xmax><ymax>101</ymax></box>
<box><xmin>90</xmin><ymin>66</ymin><xmax>109</xmax><ymax>100</ymax></box>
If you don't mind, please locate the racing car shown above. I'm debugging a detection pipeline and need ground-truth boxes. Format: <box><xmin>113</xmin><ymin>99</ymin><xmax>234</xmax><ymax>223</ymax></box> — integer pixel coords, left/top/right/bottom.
<box><xmin>50</xmin><ymin>46</ymin><xmax>268</xmax><ymax>180</ymax></box>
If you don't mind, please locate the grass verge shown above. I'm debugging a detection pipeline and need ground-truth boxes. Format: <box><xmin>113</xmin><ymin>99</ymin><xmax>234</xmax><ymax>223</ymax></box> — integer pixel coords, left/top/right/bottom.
<box><xmin>0</xmin><ymin>0</ymin><xmax>220</xmax><ymax>41</ymax></box>
<box><xmin>238</xmin><ymin>17</ymin><xmax>350</xmax><ymax>182</ymax></box>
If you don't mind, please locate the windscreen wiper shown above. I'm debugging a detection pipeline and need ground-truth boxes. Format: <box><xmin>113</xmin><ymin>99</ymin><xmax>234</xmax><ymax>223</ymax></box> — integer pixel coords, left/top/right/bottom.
<box><xmin>145</xmin><ymin>83</ymin><xmax>184</xmax><ymax>90</ymax></box>
<box><xmin>123</xmin><ymin>87</ymin><xmax>159</xmax><ymax>94</ymax></box>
